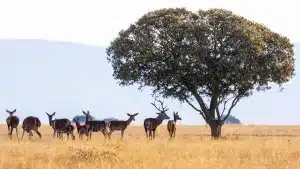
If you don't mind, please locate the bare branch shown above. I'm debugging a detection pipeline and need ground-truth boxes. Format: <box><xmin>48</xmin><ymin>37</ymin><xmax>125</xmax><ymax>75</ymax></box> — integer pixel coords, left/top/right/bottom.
<box><xmin>190</xmin><ymin>90</ymin><xmax>210</xmax><ymax>119</ymax></box>
<box><xmin>221</xmin><ymin>96</ymin><xmax>242</xmax><ymax>122</ymax></box>
<box><xmin>184</xmin><ymin>98</ymin><xmax>207</xmax><ymax>121</ymax></box>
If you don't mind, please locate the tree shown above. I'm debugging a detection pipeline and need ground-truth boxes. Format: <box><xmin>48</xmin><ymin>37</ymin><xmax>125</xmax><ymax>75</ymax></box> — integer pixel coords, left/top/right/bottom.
<box><xmin>222</xmin><ymin>115</ymin><xmax>241</xmax><ymax>124</ymax></box>
<box><xmin>106</xmin><ymin>8</ymin><xmax>295</xmax><ymax>138</ymax></box>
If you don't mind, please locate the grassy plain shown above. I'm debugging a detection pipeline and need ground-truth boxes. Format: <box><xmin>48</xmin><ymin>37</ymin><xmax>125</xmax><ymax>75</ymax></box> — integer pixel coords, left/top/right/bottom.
<box><xmin>0</xmin><ymin>124</ymin><xmax>299</xmax><ymax>169</ymax></box>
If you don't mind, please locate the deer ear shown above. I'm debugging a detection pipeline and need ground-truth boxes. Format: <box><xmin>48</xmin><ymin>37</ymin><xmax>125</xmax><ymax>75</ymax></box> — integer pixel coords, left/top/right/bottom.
<box><xmin>127</xmin><ymin>113</ymin><xmax>130</xmax><ymax>116</ymax></box>
<box><xmin>156</xmin><ymin>112</ymin><xmax>160</xmax><ymax>115</ymax></box>
<box><xmin>87</xmin><ymin>111</ymin><xmax>90</xmax><ymax>114</ymax></box>
<box><xmin>6</xmin><ymin>110</ymin><xmax>10</xmax><ymax>113</ymax></box>
<box><xmin>135</xmin><ymin>113</ymin><xmax>139</xmax><ymax>116</ymax></box>
<box><xmin>12</xmin><ymin>109</ymin><xmax>16</xmax><ymax>113</ymax></box>
<box><xmin>52</xmin><ymin>112</ymin><xmax>56</xmax><ymax>116</ymax></box>
<box><xmin>82</xmin><ymin>111</ymin><xmax>86</xmax><ymax>115</ymax></box>
<box><xmin>45</xmin><ymin>112</ymin><xmax>49</xmax><ymax>116</ymax></box>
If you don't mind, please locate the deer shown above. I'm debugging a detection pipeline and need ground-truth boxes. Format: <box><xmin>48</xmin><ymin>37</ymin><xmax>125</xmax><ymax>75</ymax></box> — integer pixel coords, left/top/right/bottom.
<box><xmin>21</xmin><ymin>116</ymin><xmax>42</xmax><ymax>140</ymax></box>
<box><xmin>5</xmin><ymin>109</ymin><xmax>20</xmax><ymax>141</ymax></box>
<box><xmin>45</xmin><ymin>112</ymin><xmax>72</xmax><ymax>139</ymax></box>
<box><xmin>82</xmin><ymin>110</ymin><xmax>110</xmax><ymax>140</ymax></box>
<box><xmin>107</xmin><ymin>113</ymin><xmax>139</xmax><ymax>140</ymax></box>
<box><xmin>57</xmin><ymin>124</ymin><xmax>76</xmax><ymax>140</ymax></box>
<box><xmin>167</xmin><ymin>111</ymin><xmax>182</xmax><ymax>139</ymax></box>
<box><xmin>73</xmin><ymin>118</ymin><xmax>89</xmax><ymax>140</ymax></box>
<box><xmin>144</xmin><ymin>99</ymin><xmax>170</xmax><ymax>140</ymax></box>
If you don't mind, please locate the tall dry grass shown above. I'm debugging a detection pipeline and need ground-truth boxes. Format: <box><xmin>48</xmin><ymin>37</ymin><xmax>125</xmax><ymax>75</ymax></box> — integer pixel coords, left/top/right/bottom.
<box><xmin>0</xmin><ymin>124</ymin><xmax>299</xmax><ymax>169</ymax></box>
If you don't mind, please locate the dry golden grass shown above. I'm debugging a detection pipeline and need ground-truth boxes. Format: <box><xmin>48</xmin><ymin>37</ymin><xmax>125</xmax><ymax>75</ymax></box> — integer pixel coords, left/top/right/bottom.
<box><xmin>0</xmin><ymin>124</ymin><xmax>300</xmax><ymax>169</ymax></box>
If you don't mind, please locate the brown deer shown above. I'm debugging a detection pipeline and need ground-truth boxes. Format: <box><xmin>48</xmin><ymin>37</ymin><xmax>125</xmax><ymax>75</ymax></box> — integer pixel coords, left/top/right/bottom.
<box><xmin>45</xmin><ymin>112</ymin><xmax>72</xmax><ymax>138</ymax></box>
<box><xmin>5</xmin><ymin>109</ymin><xmax>19</xmax><ymax>141</ymax></box>
<box><xmin>73</xmin><ymin>118</ymin><xmax>89</xmax><ymax>140</ymax></box>
<box><xmin>167</xmin><ymin>111</ymin><xmax>182</xmax><ymax>139</ymax></box>
<box><xmin>82</xmin><ymin>110</ymin><xmax>110</xmax><ymax>140</ymax></box>
<box><xmin>21</xmin><ymin>116</ymin><xmax>42</xmax><ymax>140</ymax></box>
<box><xmin>57</xmin><ymin>124</ymin><xmax>76</xmax><ymax>140</ymax></box>
<box><xmin>107</xmin><ymin>113</ymin><xmax>139</xmax><ymax>140</ymax></box>
<box><xmin>144</xmin><ymin>99</ymin><xmax>170</xmax><ymax>140</ymax></box>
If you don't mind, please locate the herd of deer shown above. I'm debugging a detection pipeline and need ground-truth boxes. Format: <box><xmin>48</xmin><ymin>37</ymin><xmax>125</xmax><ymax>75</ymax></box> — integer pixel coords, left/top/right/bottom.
<box><xmin>4</xmin><ymin>99</ymin><xmax>182</xmax><ymax>142</ymax></box>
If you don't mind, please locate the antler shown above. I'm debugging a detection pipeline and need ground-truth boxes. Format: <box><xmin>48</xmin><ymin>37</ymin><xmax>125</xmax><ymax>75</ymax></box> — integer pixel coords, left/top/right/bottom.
<box><xmin>151</xmin><ymin>98</ymin><xmax>169</xmax><ymax>112</ymax></box>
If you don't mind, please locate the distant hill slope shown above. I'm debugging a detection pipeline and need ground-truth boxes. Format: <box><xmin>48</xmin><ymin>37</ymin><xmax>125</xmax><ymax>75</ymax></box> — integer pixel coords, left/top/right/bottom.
<box><xmin>72</xmin><ymin>115</ymin><xmax>118</xmax><ymax>123</ymax></box>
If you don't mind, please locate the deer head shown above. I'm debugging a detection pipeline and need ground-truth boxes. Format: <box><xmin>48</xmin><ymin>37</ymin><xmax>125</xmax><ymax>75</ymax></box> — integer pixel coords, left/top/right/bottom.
<box><xmin>127</xmin><ymin>113</ymin><xmax>139</xmax><ymax>121</ymax></box>
<box><xmin>173</xmin><ymin>111</ymin><xmax>182</xmax><ymax>121</ymax></box>
<box><xmin>45</xmin><ymin>112</ymin><xmax>56</xmax><ymax>126</ymax></box>
<box><xmin>82</xmin><ymin>110</ymin><xmax>92</xmax><ymax>121</ymax></box>
<box><xmin>6</xmin><ymin>109</ymin><xmax>16</xmax><ymax>116</ymax></box>
<box><xmin>151</xmin><ymin>98</ymin><xmax>170</xmax><ymax>120</ymax></box>
<box><xmin>82</xmin><ymin>110</ymin><xmax>90</xmax><ymax>115</ymax></box>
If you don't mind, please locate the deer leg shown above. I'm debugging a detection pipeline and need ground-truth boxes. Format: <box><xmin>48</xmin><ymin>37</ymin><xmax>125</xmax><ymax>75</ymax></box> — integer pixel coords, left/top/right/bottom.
<box><xmin>67</xmin><ymin>133</ymin><xmax>69</xmax><ymax>140</ymax></box>
<box><xmin>173</xmin><ymin>129</ymin><xmax>176</xmax><ymax>139</ymax></box>
<box><xmin>101</xmin><ymin>130</ymin><xmax>106</xmax><ymax>140</ymax></box>
<box><xmin>21</xmin><ymin>129</ymin><xmax>26</xmax><ymax>140</ymax></box>
<box><xmin>28</xmin><ymin>130</ymin><xmax>33</xmax><ymax>140</ymax></box>
<box><xmin>33</xmin><ymin>129</ymin><xmax>41</xmax><ymax>139</ymax></box>
<box><xmin>152</xmin><ymin>130</ymin><xmax>156</xmax><ymax>140</ymax></box>
<box><xmin>89</xmin><ymin>131</ymin><xmax>92</xmax><ymax>140</ymax></box>
<box><xmin>53</xmin><ymin>130</ymin><xmax>56</xmax><ymax>138</ymax></box>
<box><xmin>148</xmin><ymin>130</ymin><xmax>152</xmax><ymax>140</ymax></box>
<box><xmin>121</xmin><ymin>130</ymin><xmax>124</xmax><ymax>139</ymax></box>
<box><xmin>108</xmin><ymin>132</ymin><xmax>112</xmax><ymax>140</ymax></box>
<box><xmin>9</xmin><ymin>127</ymin><xmax>13</xmax><ymax>140</ymax></box>
<box><xmin>168</xmin><ymin>130</ymin><xmax>172</xmax><ymax>139</ymax></box>
<box><xmin>15</xmin><ymin>127</ymin><xmax>20</xmax><ymax>142</ymax></box>
<box><xmin>7</xmin><ymin>125</ymin><xmax>10</xmax><ymax>136</ymax></box>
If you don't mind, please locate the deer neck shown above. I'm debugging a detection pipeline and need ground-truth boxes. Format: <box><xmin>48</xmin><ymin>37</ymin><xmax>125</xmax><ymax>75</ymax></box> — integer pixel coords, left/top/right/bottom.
<box><xmin>155</xmin><ymin>115</ymin><xmax>164</xmax><ymax>125</ymax></box>
<box><xmin>85</xmin><ymin>115</ymin><xmax>89</xmax><ymax>124</ymax></box>
<box><xmin>49</xmin><ymin>119</ymin><xmax>54</xmax><ymax>126</ymax></box>
<box><xmin>126</xmin><ymin>117</ymin><xmax>133</xmax><ymax>126</ymax></box>
<box><xmin>75</xmin><ymin>122</ymin><xmax>81</xmax><ymax>128</ymax></box>
<box><xmin>174</xmin><ymin>117</ymin><xmax>177</xmax><ymax>123</ymax></box>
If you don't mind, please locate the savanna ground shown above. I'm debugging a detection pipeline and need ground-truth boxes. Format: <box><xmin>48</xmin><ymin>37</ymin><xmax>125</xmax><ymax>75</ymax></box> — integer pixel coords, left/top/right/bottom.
<box><xmin>0</xmin><ymin>124</ymin><xmax>299</xmax><ymax>169</ymax></box>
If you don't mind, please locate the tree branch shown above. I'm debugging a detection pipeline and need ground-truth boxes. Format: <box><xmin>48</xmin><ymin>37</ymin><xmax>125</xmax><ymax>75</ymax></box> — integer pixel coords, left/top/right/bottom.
<box><xmin>221</xmin><ymin>95</ymin><xmax>242</xmax><ymax>122</ymax></box>
<box><xmin>184</xmin><ymin>97</ymin><xmax>207</xmax><ymax>121</ymax></box>
<box><xmin>191</xmin><ymin>90</ymin><xmax>210</xmax><ymax>119</ymax></box>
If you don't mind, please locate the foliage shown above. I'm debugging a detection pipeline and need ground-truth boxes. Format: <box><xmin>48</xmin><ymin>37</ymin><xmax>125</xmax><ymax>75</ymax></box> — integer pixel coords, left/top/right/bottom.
<box><xmin>106</xmin><ymin>8</ymin><xmax>295</xmax><ymax>137</ymax></box>
<box><xmin>72</xmin><ymin>115</ymin><xmax>95</xmax><ymax>122</ymax></box>
<box><xmin>222</xmin><ymin>115</ymin><xmax>241</xmax><ymax>124</ymax></box>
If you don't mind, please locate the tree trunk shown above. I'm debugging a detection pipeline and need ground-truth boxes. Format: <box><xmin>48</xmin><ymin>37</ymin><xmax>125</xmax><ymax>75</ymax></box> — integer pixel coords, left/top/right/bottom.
<box><xmin>208</xmin><ymin>119</ymin><xmax>223</xmax><ymax>139</ymax></box>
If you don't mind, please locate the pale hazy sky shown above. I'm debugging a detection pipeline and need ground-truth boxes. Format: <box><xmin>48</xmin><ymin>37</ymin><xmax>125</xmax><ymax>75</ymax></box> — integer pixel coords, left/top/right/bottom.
<box><xmin>0</xmin><ymin>0</ymin><xmax>299</xmax><ymax>125</ymax></box>
<box><xmin>0</xmin><ymin>0</ymin><xmax>299</xmax><ymax>47</ymax></box>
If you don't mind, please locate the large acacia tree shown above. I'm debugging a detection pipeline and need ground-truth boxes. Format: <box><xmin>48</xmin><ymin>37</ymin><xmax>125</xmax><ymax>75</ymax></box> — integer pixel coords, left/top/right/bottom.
<box><xmin>106</xmin><ymin>8</ymin><xmax>295</xmax><ymax>138</ymax></box>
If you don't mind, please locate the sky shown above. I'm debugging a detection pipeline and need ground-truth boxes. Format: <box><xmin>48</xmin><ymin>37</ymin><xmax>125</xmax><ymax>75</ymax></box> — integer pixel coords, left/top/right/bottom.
<box><xmin>0</xmin><ymin>0</ymin><xmax>299</xmax><ymax>46</ymax></box>
<box><xmin>0</xmin><ymin>0</ymin><xmax>299</xmax><ymax>125</ymax></box>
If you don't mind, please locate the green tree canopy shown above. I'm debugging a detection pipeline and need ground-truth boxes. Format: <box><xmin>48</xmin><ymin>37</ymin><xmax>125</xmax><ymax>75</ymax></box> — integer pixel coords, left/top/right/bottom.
<box><xmin>106</xmin><ymin>8</ymin><xmax>295</xmax><ymax>138</ymax></box>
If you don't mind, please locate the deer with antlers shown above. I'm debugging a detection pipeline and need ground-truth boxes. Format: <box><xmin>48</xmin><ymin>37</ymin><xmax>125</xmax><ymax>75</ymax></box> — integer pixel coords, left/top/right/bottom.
<box><xmin>167</xmin><ymin>111</ymin><xmax>182</xmax><ymax>139</ymax></box>
<box><xmin>73</xmin><ymin>118</ymin><xmax>89</xmax><ymax>140</ymax></box>
<box><xmin>144</xmin><ymin>99</ymin><xmax>170</xmax><ymax>140</ymax></box>
<box><xmin>5</xmin><ymin>109</ymin><xmax>19</xmax><ymax>141</ymax></box>
<box><xmin>46</xmin><ymin>112</ymin><xmax>72</xmax><ymax>139</ymax></box>
<box><xmin>82</xmin><ymin>110</ymin><xmax>110</xmax><ymax>140</ymax></box>
<box><xmin>107</xmin><ymin>113</ymin><xmax>139</xmax><ymax>140</ymax></box>
<box><xmin>21</xmin><ymin>116</ymin><xmax>42</xmax><ymax>140</ymax></box>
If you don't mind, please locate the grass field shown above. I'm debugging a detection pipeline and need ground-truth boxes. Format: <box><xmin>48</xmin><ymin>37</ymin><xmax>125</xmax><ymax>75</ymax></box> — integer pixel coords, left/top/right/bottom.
<box><xmin>0</xmin><ymin>124</ymin><xmax>299</xmax><ymax>169</ymax></box>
